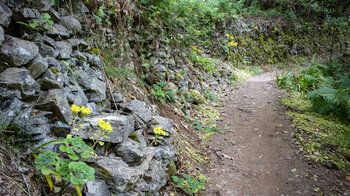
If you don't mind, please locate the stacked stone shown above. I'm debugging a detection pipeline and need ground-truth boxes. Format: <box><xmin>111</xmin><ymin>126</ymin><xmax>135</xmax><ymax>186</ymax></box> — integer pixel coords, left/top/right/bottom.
<box><xmin>0</xmin><ymin>1</ymin><xmax>176</xmax><ymax>195</ymax></box>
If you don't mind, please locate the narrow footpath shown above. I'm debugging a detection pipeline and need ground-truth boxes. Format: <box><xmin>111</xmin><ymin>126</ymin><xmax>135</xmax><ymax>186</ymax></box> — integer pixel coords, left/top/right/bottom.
<box><xmin>203</xmin><ymin>71</ymin><xmax>347</xmax><ymax>195</ymax></box>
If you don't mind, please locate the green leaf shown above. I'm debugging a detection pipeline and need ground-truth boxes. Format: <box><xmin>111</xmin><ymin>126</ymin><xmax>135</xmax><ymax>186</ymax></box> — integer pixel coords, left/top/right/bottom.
<box><xmin>59</xmin><ymin>145</ymin><xmax>67</xmax><ymax>152</ymax></box>
<box><xmin>68</xmin><ymin>153</ymin><xmax>79</xmax><ymax>160</ymax></box>
<box><xmin>81</xmin><ymin>152</ymin><xmax>90</xmax><ymax>159</ymax></box>
<box><xmin>29</xmin><ymin>23</ymin><xmax>37</xmax><ymax>29</ymax></box>
<box><xmin>98</xmin><ymin>141</ymin><xmax>104</xmax><ymax>146</ymax></box>
<box><xmin>16</xmin><ymin>21</ymin><xmax>30</xmax><ymax>27</ymax></box>
<box><xmin>172</xmin><ymin>176</ymin><xmax>179</xmax><ymax>182</ymax></box>
<box><xmin>41</xmin><ymin>167</ymin><xmax>53</xmax><ymax>175</ymax></box>
<box><xmin>70</xmin><ymin>175</ymin><xmax>79</xmax><ymax>185</ymax></box>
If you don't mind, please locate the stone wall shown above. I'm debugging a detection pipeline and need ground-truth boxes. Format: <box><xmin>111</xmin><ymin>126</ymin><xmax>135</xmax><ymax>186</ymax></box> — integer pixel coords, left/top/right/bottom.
<box><xmin>0</xmin><ymin>0</ymin><xmax>176</xmax><ymax>195</ymax></box>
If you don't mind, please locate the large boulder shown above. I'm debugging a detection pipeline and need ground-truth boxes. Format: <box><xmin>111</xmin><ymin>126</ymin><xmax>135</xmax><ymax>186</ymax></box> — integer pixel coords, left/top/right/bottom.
<box><xmin>75</xmin><ymin>67</ymin><xmax>106</xmax><ymax>103</ymax></box>
<box><xmin>59</xmin><ymin>16</ymin><xmax>82</xmax><ymax>32</ymax></box>
<box><xmin>114</xmin><ymin>138</ymin><xmax>145</xmax><ymax>166</ymax></box>
<box><xmin>36</xmin><ymin>89</ymin><xmax>72</xmax><ymax>123</ymax></box>
<box><xmin>0</xmin><ymin>36</ymin><xmax>39</xmax><ymax>67</ymax></box>
<box><xmin>76</xmin><ymin>113</ymin><xmax>134</xmax><ymax>144</ymax></box>
<box><xmin>0</xmin><ymin>2</ymin><xmax>12</xmax><ymax>27</ymax></box>
<box><xmin>0</xmin><ymin>68</ymin><xmax>41</xmax><ymax>99</ymax></box>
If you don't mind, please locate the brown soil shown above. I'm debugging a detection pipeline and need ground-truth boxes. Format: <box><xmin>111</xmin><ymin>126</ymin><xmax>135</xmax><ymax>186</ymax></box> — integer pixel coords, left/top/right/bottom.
<box><xmin>202</xmin><ymin>71</ymin><xmax>349</xmax><ymax>196</ymax></box>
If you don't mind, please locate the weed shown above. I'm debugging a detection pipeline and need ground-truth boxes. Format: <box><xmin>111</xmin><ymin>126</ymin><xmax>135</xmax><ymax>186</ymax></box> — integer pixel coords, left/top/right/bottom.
<box><xmin>151</xmin><ymin>81</ymin><xmax>176</xmax><ymax>103</ymax></box>
<box><xmin>172</xmin><ymin>173</ymin><xmax>206</xmax><ymax>195</ymax></box>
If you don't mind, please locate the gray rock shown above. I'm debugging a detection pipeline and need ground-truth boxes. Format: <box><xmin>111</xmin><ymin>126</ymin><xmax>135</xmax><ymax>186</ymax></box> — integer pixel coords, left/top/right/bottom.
<box><xmin>87</xmin><ymin>53</ymin><xmax>103</xmax><ymax>67</ymax></box>
<box><xmin>59</xmin><ymin>16</ymin><xmax>81</xmax><ymax>32</ymax></box>
<box><xmin>93</xmin><ymin>154</ymin><xmax>153</xmax><ymax>193</ymax></box>
<box><xmin>50</xmin><ymin>121</ymin><xmax>71</xmax><ymax>137</ymax></box>
<box><xmin>21</xmin><ymin>8</ymin><xmax>38</xmax><ymax>19</ymax></box>
<box><xmin>55</xmin><ymin>41</ymin><xmax>72</xmax><ymax>59</ymax></box>
<box><xmin>41</xmin><ymin>34</ymin><xmax>56</xmax><ymax>48</ymax></box>
<box><xmin>45</xmin><ymin>24</ymin><xmax>70</xmax><ymax>39</ymax></box>
<box><xmin>71</xmin><ymin>50</ymin><xmax>87</xmax><ymax>61</ymax></box>
<box><xmin>115</xmin><ymin>138</ymin><xmax>145</xmax><ymax>166</ymax></box>
<box><xmin>38</xmin><ymin>43</ymin><xmax>59</xmax><ymax>58</ymax></box>
<box><xmin>65</xmin><ymin>85</ymin><xmax>88</xmax><ymax>106</ymax></box>
<box><xmin>49</xmin><ymin>8</ymin><xmax>60</xmax><ymax>22</ymax></box>
<box><xmin>67</xmin><ymin>38</ymin><xmax>89</xmax><ymax>50</ymax></box>
<box><xmin>37</xmin><ymin>69</ymin><xmax>62</xmax><ymax>90</ymax></box>
<box><xmin>75</xmin><ymin>67</ymin><xmax>106</xmax><ymax>103</ymax></box>
<box><xmin>0</xmin><ymin>87</ymin><xmax>21</xmax><ymax>99</ymax></box>
<box><xmin>0</xmin><ymin>2</ymin><xmax>12</xmax><ymax>27</ymax></box>
<box><xmin>12</xmin><ymin>106</ymin><xmax>50</xmax><ymax>139</ymax></box>
<box><xmin>154</xmin><ymin>146</ymin><xmax>177</xmax><ymax>162</ymax></box>
<box><xmin>28</xmin><ymin>54</ymin><xmax>48</xmax><ymax>79</ymax></box>
<box><xmin>0</xmin><ymin>36</ymin><xmax>39</xmax><ymax>67</ymax></box>
<box><xmin>36</xmin><ymin>89</ymin><xmax>72</xmax><ymax>123</ymax></box>
<box><xmin>151</xmin><ymin>116</ymin><xmax>174</xmax><ymax>135</ymax></box>
<box><xmin>0</xmin><ymin>97</ymin><xmax>23</xmax><ymax>127</ymax></box>
<box><xmin>143</xmin><ymin>160</ymin><xmax>167</xmax><ymax>193</ymax></box>
<box><xmin>46</xmin><ymin>57</ymin><xmax>61</xmax><ymax>69</ymax></box>
<box><xmin>76</xmin><ymin>113</ymin><xmax>134</xmax><ymax>144</ymax></box>
<box><xmin>73</xmin><ymin>1</ymin><xmax>89</xmax><ymax>14</ymax></box>
<box><xmin>0</xmin><ymin>26</ymin><xmax>4</xmax><ymax>45</ymax></box>
<box><xmin>86</xmin><ymin>180</ymin><xmax>110</xmax><ymax>196</ymax></box>
<box><xmin>112</xmin><ymin>92</ymin><xmax>123</xmax><ymax>103</ymax></box>
<box><xmin>35</xmin><ymin>0</ymin><xmax>51</xmax><ymax>12</ymax></box>
<box><xmin>0</xmin><ymin>68</ymin><xmax>41</xmax><ymax>99</ymax></box>
<box><xmin>120</xmin><ymin>100</ymin><xmax>153</xmax><ymax>129</ymax></box>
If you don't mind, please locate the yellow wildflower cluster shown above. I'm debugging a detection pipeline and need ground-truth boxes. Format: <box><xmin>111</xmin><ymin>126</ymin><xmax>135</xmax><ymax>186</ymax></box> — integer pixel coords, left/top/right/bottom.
<box><xmin>225</xmin><ymin>33</ymin><xmax>238</xmax><ymax>47</ymax></box>
<box><xmin>70</xmin><ymin>104</ymin><xmax>92</xmax><ymax>116</ymax></box>
<box><xmin>70</xmin><ymin>104</ymin><xmax>80</xmax><ymax>115</ymax></box>
<box><xmin>225</xmin><ymin>33</ymin><xmax>234</xmax><ymax>40</ymax></box>
<box><xmin>227</xmin><ymin>41</ymin><xmax>238</xmax><ymax>47</ymax></box>
<box><xmin>98</xmin><ymin>120</ymin><xmax>113</xmax><ymax>134</ymax></box>
<box><xmin>153</xmin><ymin>127</ymin><xmax>166</xmax><ymax>136</ymax></box>
<box><xmin>80</xmin><ymin>106</ymin><xmax>92</xmax><ymax>116</ymax></box>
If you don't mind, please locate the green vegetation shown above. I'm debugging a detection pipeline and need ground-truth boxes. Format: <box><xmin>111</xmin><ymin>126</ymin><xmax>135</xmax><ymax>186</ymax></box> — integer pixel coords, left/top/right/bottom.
<box><xmin>33</xmin><ymin>105</ymin><xmax>113</xmax><ymax>196</ymax></box>
<box><xmin>17</xmin><ymin>13</ymin><xmax>53</xmax><ymax>30</ymax></box>
<box><xmin>276</xmin><ymin>58</ymin><xmax>350</xmax><ymax>171</ymax></box>
<box><xmin>172</xmin><ymin>173</ymin><xmax>206</xmax><ymax>195</ymax></box>
<box><xmin>151</xmin><ymin>81</ymin><xmax>176</xmax><ymax>103</ymax></box>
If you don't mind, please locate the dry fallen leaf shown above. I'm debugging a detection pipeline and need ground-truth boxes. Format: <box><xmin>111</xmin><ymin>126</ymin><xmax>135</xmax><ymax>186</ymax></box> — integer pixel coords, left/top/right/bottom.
<box><xmin>346</xmin><ymin>176</ymin><xmax>350</xmax><ymax>181</ymax></box>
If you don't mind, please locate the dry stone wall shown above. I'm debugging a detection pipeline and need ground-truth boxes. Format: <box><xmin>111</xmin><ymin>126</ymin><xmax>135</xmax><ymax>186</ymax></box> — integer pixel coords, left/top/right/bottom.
<box><xmin>0</xmin><ymin>0</ymin><xmax>176</xmax><ymax>195</ymax></box>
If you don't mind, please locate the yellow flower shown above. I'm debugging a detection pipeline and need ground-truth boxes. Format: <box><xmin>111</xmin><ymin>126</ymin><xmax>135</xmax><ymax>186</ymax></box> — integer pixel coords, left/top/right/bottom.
<box><xmin>225</xmin><ymin>33</ymin><xmax>230</xmax><ymax>37</ymax></box>
<box><xmin>153</xmin><ymin>127</ymin><xmax>166</xmax><ymax>136</ymax></box>
<box><xmin>70</xmin><ymin>104</ymin><xmax>80</xmax><ymax>115</ymax></box>
<box><xmin>98</xmin><ymin>120</ymin><xmax>113</xmax><ymax>134</ymax></box>
<box><xmin>227</xmin><ymin>41</ymin><xmax>238</xmax><ymax>47</ymax></box>
<box><xmin>80</xmin><ymin>106</ymin><xmax>92</xmax><ymax>116</ymax></box>
<box><xmin>253</xmin><ymin>27</ymin><xmax>258</xmax><ymax>30</ymax></box>
<box><xmin>66</xmin><ymin>134</ymin><xmax>72</xmax><ymax>139</ymax></box>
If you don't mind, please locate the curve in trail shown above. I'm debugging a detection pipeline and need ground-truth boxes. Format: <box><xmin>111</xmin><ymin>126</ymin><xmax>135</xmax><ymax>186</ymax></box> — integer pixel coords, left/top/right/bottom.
<box><xmin>203</xmin><ymin>71</ymin><xmax>320</xmax><ymax>195</ymax></box>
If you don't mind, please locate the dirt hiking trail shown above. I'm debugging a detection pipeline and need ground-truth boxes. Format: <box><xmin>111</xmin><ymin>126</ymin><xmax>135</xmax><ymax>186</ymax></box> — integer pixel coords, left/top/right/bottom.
<box><xmin>202</xmin><ymin>71</ymin><xmax>348</xmax><ymax>196</ymax></box>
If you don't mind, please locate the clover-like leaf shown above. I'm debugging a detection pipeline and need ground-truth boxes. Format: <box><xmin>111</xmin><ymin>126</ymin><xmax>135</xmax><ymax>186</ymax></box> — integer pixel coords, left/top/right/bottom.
<box><xmin>59</xmin><ymin>145</ymin><xmax>67</xmax><ymax>152</ymax></box>
<box><xmin>81</xmin><ymin>152</ymin><xmax>90</xmax><ymax>159</ymax></box>
<box><xmin>68</xmin><ymin>153</ymin><xmax>79</xmax><ymax>160</ymax></box>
